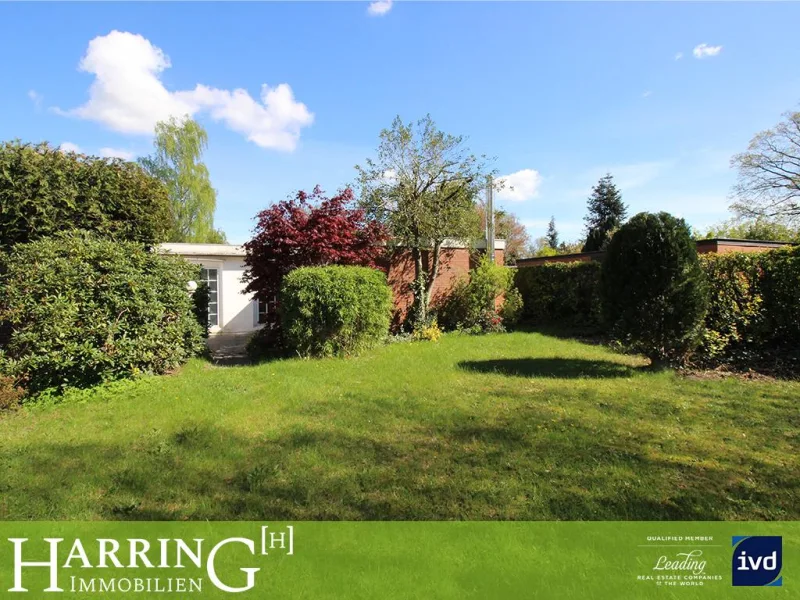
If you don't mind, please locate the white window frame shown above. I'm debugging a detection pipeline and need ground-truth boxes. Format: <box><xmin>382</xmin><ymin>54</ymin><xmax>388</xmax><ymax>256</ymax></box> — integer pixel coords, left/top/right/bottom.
<box><xmin>187</xmin><ymin>259</ymin><xmax>223</xmax><ymax>334</ymax></box>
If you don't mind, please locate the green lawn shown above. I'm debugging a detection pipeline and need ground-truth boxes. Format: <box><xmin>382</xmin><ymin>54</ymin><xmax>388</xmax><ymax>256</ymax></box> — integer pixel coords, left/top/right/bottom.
<box><xmin>1</xmin><ymin>331</ymin><xmax>798</xmax><ymax>520</ymax></box>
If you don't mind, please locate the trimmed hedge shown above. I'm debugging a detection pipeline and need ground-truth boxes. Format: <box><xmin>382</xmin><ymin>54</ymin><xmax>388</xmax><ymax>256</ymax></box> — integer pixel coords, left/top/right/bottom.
<box><xmin>698</xmin><ymin>247</ymin><xmax>800</xmax><ymax>367</ymax></box>
<box><xmin>600</xmin><ymin>212</ymin><xmax>708</xmax><ymax>365</ymax></box>
<box><xmin>514</xmin><ymin>245</ymin><xmax>800</xmax><ymax>370</ymax></box>
<box><xmin>0</xmin><ymin>231</ymin><xmax>205</xmax><ymax>394</ymax></box>
<box><xmin>514</xmin><ymin>261</ymin><xmax>602</xmax><ymax>327</ymax></box>
<box><xmin>280</xmin><ymin>266</ymin><xmax>392</xmax><ymax>357</ymax></box>
<box><xmin>0</xmin><ymin>141</ymin><xmax>171</xmax><ymax>252</ymax></box>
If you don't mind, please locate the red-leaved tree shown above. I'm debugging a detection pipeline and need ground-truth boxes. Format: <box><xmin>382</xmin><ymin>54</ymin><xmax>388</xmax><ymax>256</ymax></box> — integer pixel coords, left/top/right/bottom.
<box><xmin>242</xmin><ymin>186</ymin><xmax>388</xmax><ymax>324</ymax></box>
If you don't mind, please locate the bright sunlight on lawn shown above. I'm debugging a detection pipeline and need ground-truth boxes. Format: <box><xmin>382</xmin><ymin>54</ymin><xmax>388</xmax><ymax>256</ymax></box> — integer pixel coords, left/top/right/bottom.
<box><xmin>1</xmin><ymin>331</ymin><xmax>798</xmax><ymax>521</ymax></box>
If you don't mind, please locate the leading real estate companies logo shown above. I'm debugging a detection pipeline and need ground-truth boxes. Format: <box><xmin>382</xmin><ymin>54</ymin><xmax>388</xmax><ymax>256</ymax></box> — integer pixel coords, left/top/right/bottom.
<box><xmin>5</xmin><ymin>525</ymin><xmax>294</xmax><ymax>594</ymax></box>
<box><xmin>732</xmin><ymin>536</ymin><xmax>782</xmax><ymax>587</ymax></box>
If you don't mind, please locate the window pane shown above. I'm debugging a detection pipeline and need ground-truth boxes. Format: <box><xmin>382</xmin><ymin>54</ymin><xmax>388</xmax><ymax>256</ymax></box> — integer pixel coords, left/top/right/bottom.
<box><xmin>209</xmin><ymin>314</ymin><xmax>218</xmax><ymax>326</ymax></box>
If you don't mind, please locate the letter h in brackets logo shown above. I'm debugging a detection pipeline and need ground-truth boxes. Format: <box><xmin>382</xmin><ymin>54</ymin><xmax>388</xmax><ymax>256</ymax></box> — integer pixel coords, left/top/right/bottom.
<box><xmin>732</xmin><ymin>536</ymin><xmax>782</xmax><ymax>587</ymax></box>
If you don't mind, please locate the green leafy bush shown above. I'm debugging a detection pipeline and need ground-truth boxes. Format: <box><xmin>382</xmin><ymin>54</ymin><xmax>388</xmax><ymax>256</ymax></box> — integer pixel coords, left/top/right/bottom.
<box><xmin>600</xmin><ymin>212</ymin><xmax>709</xmax><ymax>365</ymax></box>
<box><xmin>698</xmin><ymin>253</ymin><xmax>764</xmax><ymax>362</ymax></box>
<box><xmin>0</xmin><ymin>231</ymin><xmax>204</xmax><ymax>395</ymax></box>
<box><xmin>191</xmin><ymin>280</ymin><xmax>211</xmax><ymax>338</ymax></box>
<box><xmin>499</xmin><ymin>287</ymin><xmax>524</xmax><ymax>326</ymax></box>
<box><xmin>279</xmin><ymin>266</ymin><xmax>392</xmax><ymax>357</ymax></box>
<box><xmin>0</xmin><ymin>141</ymin><xmax>171</xmax><ymax>251</ymax></box>
<box><xmin>759</xmin><ymin>246</ymin><xmax>800</xmax><ymax>352</ymax></box>
<box><xmin>513</xmin><ymin>261</ymin><xmax>602</xmax><ymax>327</ymax></box>
<box><xmin>437</xmin><ymin>256</ymin><xmax>515</xmax><ymax>332</ymax></box>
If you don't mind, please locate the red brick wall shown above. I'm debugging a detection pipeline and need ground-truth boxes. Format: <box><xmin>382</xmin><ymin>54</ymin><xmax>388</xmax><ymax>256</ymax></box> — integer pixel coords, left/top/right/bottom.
<box><xmin>384</xmin><ymin>247</ymin><xmax>505</xmax><ymax>328</ymax></box>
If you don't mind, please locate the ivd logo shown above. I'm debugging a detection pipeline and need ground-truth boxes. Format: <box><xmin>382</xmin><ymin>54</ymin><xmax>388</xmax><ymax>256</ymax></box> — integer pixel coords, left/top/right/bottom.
<box><xmin>732</xmin><ymin>536</ymin><xmax>782</xmax><ymax>587</ymax></box>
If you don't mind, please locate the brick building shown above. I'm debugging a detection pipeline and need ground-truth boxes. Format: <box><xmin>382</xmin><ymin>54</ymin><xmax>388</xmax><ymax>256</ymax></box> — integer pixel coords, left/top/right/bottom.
<box><xmin>160</xmin><ymin>239</ymin><xmax>505</xmax><ymax>350</ymax></box>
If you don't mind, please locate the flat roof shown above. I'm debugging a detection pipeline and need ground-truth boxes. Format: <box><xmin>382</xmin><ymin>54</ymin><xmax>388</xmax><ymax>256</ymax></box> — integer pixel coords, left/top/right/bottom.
<box><xmin>696</xmin><ymin>238</ymin><xmax>793</xmax><ymax>246</ymax></box>
<box><xmin>159</xmin><ymin>238</ymin><xmax>506</xmax><ymax>257</ymax></box>
<box><xmin>159</xmin><ymin>243</ymin><xmax>246</xmax><ymax>257</ymax></box>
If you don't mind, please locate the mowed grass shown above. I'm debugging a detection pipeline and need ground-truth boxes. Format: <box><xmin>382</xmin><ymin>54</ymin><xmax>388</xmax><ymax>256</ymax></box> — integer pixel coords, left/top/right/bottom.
<box><xmin>1</xmin><ymin>331</ymin><xmax>798</xmax><ymax>521</ymax></box>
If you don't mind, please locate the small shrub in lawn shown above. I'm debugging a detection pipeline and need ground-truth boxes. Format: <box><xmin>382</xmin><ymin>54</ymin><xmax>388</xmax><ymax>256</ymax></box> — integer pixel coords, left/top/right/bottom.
<box><xmin>438</xmin><ymin>255</ymin><xmax>516</xmax><ymax>332</ymax></box>
<box><xmin>413</xmin><ymin>319</ymin><xmax>443</xmax><ymax>342</ymax></box>
<box><xmin>513</xmin><ymin>261</ymin><xmax>602</xmax><ymax>327</ymax></box>
<box><xmin>280</xmin><ymin>265</ymin><xmax>392</xmax><ymax>357</ymax></box>
<box><xmin>0</xmin><ymin>375</ymin><xmax>24</xmax><ymax>410</ymax></box>
<box><xmin>600</xmin><ymin>212</ymin><xmax>709</xmax><ymax>366</ymax></box>
<box><xmin>0</xmin><ymin>231</ymin><xmax>205</xmax><ymax>395</ymax></box>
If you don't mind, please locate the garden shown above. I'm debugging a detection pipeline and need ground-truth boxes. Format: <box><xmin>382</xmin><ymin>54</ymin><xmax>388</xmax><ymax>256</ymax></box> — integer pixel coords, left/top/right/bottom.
<box><xmin>2</xmin><ymin>331</ymin><xmax>798</xmax><ymax>521</ymax></box>
<box><xmin>1</xmin><ymin>118</ymin><xmax>799</xmax><ymax>523</ymax></box>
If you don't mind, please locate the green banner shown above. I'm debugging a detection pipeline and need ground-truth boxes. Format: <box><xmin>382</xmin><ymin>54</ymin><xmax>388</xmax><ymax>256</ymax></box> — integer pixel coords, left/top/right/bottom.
<box><xmin>0</xmin><ymin>522</ymin><xmax>793</xmax><ymax>598</ymax></box>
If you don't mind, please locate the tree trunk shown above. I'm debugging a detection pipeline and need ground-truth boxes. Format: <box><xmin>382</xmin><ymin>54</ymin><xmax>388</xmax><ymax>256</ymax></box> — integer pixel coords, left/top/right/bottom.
<box><xmin>424</xmin><ymin>240</ymin><xmax>442</xmax><ymax>309</ymax></box>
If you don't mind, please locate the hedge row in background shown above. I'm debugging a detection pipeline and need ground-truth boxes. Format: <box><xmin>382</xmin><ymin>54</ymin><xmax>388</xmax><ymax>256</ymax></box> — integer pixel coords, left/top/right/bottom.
<box><xmin>280</xmin><ymin>265</ymin><xmax>393</xmax><ymax>357</ymax></box>
<box><xmin>0</xmin><ymin>141</ymin><xmax>171</xmax><ymax>252</ymax></box>
<box><xmin>0</xmin><ymin>231</ymin><xmax>205</xmax><ymax>395</ymax></box>
<box><xmin>513</xmin><ymin>261</ymin><xmax>602</xmax><ymax>328</ymax></box>
<box><xmin>698</xmin><ymin>247</ymin><xmax>800</xmax><ymax>367</ymax></box>
<box><xmin>514</xmin><ymin>244</ymin><xmax>800</xmax><ymax>369</ymax></box>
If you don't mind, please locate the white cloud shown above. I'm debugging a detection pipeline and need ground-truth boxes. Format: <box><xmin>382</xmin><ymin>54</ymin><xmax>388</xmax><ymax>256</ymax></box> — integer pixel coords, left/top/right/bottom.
<box><xmin>641</xmin><ymin>90</ymin><xmax>653</xmax><ymax>98</ymax></box>
<box><xmin>99</xmin><ymin>147</ymin><xmax>135</xmax><ymax>160</ymax></box>
<box><xmin>367</xmin><ymin>1</ymin><xmax>393</xmax><ymax>16</ymax></box>
<box><xmin>59</xmin><ymin>142</ymin><xmax>82</xmax><ymax>153</ymax></box>
<box><xmin>495</xmin><ymin>169</ymin><xmax>542</xmax><ymax>202</ymax></box>
<box><xmin>693</xmin><ymin>43</ymin><xmax>722</xmax><ymax>59</ymax></box>
<box><xmin>28</xmin><ymin>89</ymin><xmax>43</xmax><ymax>109</ymax></box>
<box><xmin>674</xmin><ymin>52</ymin><xmax>684</xmax><ymax>61</ymax></box>
<box><xmin>59</xmin><ymin>30</ymin><xmax>313</xmax><ymax>151</ymax></box>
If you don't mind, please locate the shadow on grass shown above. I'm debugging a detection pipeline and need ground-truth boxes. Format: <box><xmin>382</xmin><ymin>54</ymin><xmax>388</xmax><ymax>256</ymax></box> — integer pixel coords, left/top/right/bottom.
<box><xmin>459</xmin><ymin>358</ymin><xmax>640</xmax><ymax>379</ymax></box>
<box><xmin>2</xmin><ymin>412</ymin><xmax>796</xmax><ymax>521</ymax></box>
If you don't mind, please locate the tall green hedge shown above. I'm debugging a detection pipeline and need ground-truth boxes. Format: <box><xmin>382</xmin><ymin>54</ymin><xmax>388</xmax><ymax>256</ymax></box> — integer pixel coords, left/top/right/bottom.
<box><xmin>514</xmin><ymin>246</ymin><xmax>800</xmax><ymax>369</ymax></box>
<box><xmin>0</xmin><ymin>231</ymin><xmax>205</xmax><ymax>394</ymax></box>
<box><xmin>0</xmin><ymin>141</ymin><xmax>171</xmax><ymax>251</ymax></box>
<box><xmin>280</xmin><ymin>266</ymin><xmax>392</xmax><ymax>357</ymax></box>
<box><xmin>513</xmin><ymin>261</ymin><xmax>602</xmax><ymax>327</ymax></box>
<box><xmin>698</xmin><ymin>247</ymin><xmax>800</xmax><ymax>366</ymax></box>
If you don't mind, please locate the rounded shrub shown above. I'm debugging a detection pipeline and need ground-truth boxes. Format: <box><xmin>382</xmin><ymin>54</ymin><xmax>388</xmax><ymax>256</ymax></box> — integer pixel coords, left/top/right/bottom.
<box><xmin>0</xmin><ymin>231</ymin><xmax>205</xmax><ymax>395</ymax></box>
<box><xmin>600</xmin><ymin>212</ymin><xmax>708</xmax><ymax>365</ymax></box>
<box><xmin>279</xmin><ymin>265</ymin><xmax>392</xmax><ymax>357</ymax></box>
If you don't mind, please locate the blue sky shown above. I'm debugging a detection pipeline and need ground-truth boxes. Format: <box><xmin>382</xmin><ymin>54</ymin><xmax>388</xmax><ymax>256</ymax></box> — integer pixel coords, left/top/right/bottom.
<box><xmin>2</xmin><ymin>1</ymin><xmax>800</xmax><ymax>244</ymax></box>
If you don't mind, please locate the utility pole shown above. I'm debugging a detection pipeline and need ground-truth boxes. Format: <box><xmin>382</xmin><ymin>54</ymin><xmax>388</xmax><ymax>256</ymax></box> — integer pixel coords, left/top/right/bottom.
<box><xmin>486</xmin><ymin>176</ymin><xmax>495</xmax><ymax>263</ymax></box>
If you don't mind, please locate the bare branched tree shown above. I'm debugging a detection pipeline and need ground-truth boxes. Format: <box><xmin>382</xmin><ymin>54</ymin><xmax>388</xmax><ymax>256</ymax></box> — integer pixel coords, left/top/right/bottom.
<box><xmin>731</xmin><ymin>110</ymin><xmax>800</xmax><ymax>224</ymax></box>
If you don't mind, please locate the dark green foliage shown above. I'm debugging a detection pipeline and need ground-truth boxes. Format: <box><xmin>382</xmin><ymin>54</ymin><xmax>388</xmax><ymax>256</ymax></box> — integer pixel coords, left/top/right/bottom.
<box><xmin>546</xmin><ymin>216</ymin><xmax>559</xmax><ymax>249</ymax></box>
<box><xmin>0</xmin><ymin>231</ymin><xmax>204</xmax><ymax>395</ymax></box>
<box><xmin>191</xmin><ymin>281</ymin><xmax>211</xmax><ymax>338</ymax></box>
<box><xmin>759</xmin><ymin>247</ymin><xmax>800</xmax><ymax>353</ymax></box>
<box><xmin>582</xmin><ymin>174</ymin><xmax>627</xmax><ymax>252</ymax></box>
<box><xmin>0</xmin><ymin>141</ymin><xmax>171</xmax><ymax>252</ymax></box>
<box><xmin>437</xmin><ymin>256</ymin><xmax>515</xmax><ymax>332</ymax></box>
<box><xmin>514</xmin><ymin>262</ymin><xmax>602</xmax><ymax>327</ymax></box>
<box><xmin>600</xmin><ymin>212</ymin><xmax>708</xmax><ymax>364</ymax></box>
<box><xmin>279</xmin><ymin>266</ymin><xmax>392</xmax><ymax>357</ymax></box>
